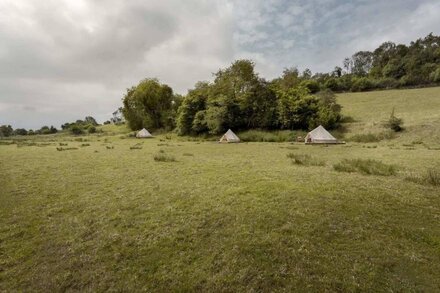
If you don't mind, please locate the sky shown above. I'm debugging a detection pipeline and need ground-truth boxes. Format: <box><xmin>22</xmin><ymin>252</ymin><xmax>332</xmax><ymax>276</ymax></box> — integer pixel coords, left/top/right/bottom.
<box><xmin>1</xmin><ymin>0</ymin><xmax>439</xmax><ymax>129</ymax></box>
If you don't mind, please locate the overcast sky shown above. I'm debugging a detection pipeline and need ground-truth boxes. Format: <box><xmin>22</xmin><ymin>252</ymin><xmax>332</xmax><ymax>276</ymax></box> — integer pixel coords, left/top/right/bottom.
<box><xmin>1</xmin><ymin>0</ymin><xmax>439</xmax><ymax>129</ymax></box>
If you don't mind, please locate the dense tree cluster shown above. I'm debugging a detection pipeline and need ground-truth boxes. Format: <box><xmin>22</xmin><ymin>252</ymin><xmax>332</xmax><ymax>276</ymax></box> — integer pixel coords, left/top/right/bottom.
<box><xmin>122</xmin><ymin>78</ymin><xmax>181</xmax><ymax>131</ymax></box>
<box><xmin>0</xmin><ymin>125</ymin><xmax>58</xmax><ymax>137</ymax></box>
<box><xmin>320</xmin><ymin>33</ymin><xmax>440</xmax><ymax>91</ymax></box>
<box><xmin>175</xmin><ymin>60</ymin><xmax>341</xmax><ymax>135</ymax></box>
<box><xmin>61</xmin><ymin>116</ymin><xmax>99</xmax><ymax>135</ymax></box>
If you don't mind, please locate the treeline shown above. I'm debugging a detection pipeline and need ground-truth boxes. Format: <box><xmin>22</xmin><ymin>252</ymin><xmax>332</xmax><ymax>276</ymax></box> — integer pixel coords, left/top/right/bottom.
<box><xmin>121</xmin><ymin>33</ymin><xmax>439</xmax><ymax>135</ymax></box>
<box><xmin>0</xmin><ymin>116</ymin><xmax>99</xmax><ymax>137</ymax></box>
<box><xmin>122</xmin><ymin>61</ymin><xmax>342</xmax><ymax>135</ymax></box>
<box><xmin>0</xmin><ymin>124</ymin><xmax>58</xmax><ymax>137</ymax></box>
<box><xmin>321</xmin><ymin>33</ymin><xmax>440</xmax><ymax>91</ymax></box>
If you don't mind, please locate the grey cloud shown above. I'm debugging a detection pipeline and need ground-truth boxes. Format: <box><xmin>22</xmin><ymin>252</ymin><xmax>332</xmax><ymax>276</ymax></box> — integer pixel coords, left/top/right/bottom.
<box><xmin>0</xmin><ymin>0</ymin><xmax>439</xmax><ymax>129</ymax></box>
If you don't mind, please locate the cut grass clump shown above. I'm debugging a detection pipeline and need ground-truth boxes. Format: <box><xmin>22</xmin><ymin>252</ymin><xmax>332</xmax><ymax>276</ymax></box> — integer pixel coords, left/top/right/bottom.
<box><xmin>81</xmin><ymin>143</ymin><xmax>91</xmax><ymax>147</ymax></box>
<box><xmin>153</xmin><ymin>153</ymin><xmax>176</xmax><ymax>162</ymax></box>
<box><xmin>106</xmin><ymin>146</ymin><xmax>114</xmax><ymax>150</ymax></box>
<box><xmin>405</xmin><ymin>168</ymin><xmax>440</xmax><ymax>187</ymax></box>
<box><xmin>130</xmin><ymin>143</ymin><xmax>143</xmax><ymax>150</ymax></box>
<box><xmin>287</xmin><ymin>153</ymin><xmax>325</xmax><ymax>166</ymax></box>
<box><xmin>349</xmin><ymin>131</ymin><xmax>395</xmax><ymax>143</ymax></box>
<box><xmin>334</xmin><ymin>159</ymin><xmax>397</xmax><ymax>176</ymax></box>
<box><xmin>59</xmin><ymin>143</ymin><xmax>68</xmax><ymax>146</ymax></box>
<box><xmin>56</xmin><ymin>147</ymin><xmax>78</xmax><ymax>151</ymax></box>
<box><xmin>182</xmin><ymin>153</ymin><xmax>194</xmax><ymax>156</ymax></box>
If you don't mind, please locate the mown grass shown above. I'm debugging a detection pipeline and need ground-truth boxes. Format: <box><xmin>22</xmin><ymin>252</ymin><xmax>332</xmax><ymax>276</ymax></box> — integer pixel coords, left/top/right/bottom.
<box><xmin>1</xmin><ymin>87</ymin><xmax>440</xmax><ymax>291</ymax></box>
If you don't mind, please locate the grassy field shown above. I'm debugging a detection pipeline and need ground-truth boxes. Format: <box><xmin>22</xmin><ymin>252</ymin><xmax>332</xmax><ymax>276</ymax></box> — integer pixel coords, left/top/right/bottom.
<box><xmin>1</xmin><ymin>87</ymin><xmax>440</xmax><ymax>291</ymax></box>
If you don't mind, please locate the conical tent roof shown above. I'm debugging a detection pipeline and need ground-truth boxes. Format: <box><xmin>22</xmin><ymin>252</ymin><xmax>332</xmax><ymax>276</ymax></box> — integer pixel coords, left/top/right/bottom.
<box><xmin>305</xmin><ymin>125</ymin><xmax>338</xmax><ymax>144</ymax></box>
<box><xmin>136</xmin><ymin>128</ymin><xmax>153</xmax><ymax>138</ymax></box>
<box><xmin>219</xmin><ymin>129</ymin><xmax>240</xmax><ymax>143</ymax></box>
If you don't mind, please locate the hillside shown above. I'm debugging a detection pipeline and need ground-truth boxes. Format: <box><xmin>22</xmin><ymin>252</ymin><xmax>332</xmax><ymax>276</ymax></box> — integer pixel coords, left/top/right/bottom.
<box><xmin>337</xmin><ymin>87</ymin><xmax>440</xmax><ymax>144</ymax></box>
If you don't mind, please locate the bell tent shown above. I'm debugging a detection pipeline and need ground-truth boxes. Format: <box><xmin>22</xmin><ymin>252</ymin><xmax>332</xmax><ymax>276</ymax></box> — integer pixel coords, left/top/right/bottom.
<box><xmin>219</xmin><ymin>129</ymin><xmax>240</xmax><ymax>143</ymax></box>
<box><xmin>136</xmin><ymin>128</ymin><xmax>153</xmax><ymax>138</ymax></box>
<box><xmin>305</xmin><ymin>125</ymin><xmax>339</xmax><ymax>144</ymax></box>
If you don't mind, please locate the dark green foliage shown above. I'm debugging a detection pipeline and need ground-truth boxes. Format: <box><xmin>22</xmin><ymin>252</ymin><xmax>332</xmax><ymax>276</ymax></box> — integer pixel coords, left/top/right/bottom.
<box><xmin>122</xmin><ymin>78</ymin><xmax>178</xmax><ymax>131</ymax></box>
<box><xmin>13</xmin><ymin>128</ymin><xmax>27</xmax><ymax>136</ymax></box>
<box><xmin>84</xmin><ymin>116</ymin><xmax>98</xmax><ymax>126</ymax></box>
<box><xmin>334</xmin><ymin>159</ymin><xmax>397</xmax><ymax>176</ymax></box>
<box><xmin>0</xmin><ymin>125</ymin><xmax>13</xmax><ymax>137</ymax></box>
<box><xmin>385</xmin><ymin>108</ymin><xmax>404</xmax><ymax>132</ymax></box>
<box><xmin>88</xmin><ymin>126</ymin><xmax>96</xmax><ymax>134</ymax></box>
<box><xmin>70</xmin><ymin>125</ymin><xmax>84</xmax><ymax>135</ymax></box>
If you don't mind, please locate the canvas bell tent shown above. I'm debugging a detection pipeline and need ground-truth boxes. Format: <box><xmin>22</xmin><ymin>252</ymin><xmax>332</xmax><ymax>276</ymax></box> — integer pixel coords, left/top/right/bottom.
<box><xmin>219</xmin><ymin>129</ymin><xmax>240</xmax><ymax>143</ymax></box>
<box><xmin>136</xmin><ymin>128</ymin><xmax>153</xmax><ymax>138</ymax></box>
<box><xmin>305</xmin><ymin>125</ymin><xmax>340</xmax><ymax>144</ymax></box>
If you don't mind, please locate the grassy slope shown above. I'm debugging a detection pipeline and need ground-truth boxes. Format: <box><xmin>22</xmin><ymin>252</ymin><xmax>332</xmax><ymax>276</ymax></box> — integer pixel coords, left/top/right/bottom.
<box><xmin>337</xmin><ymin>87</ymin><xmax>440</xmax><ymax>144</ymax></box>
<box><xmin>1</xmin><ymin>87</ymin><xmax>440</xmax><ymax>291</ymax></box>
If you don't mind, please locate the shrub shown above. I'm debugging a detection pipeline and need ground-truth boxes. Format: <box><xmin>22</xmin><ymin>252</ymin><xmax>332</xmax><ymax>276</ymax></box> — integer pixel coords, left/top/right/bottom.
<box><xmin>350</xmin><ymin>77</ymin><xmax>374</xmax><ymax>92</ymax></box>
<box><xmin>88</xmin><ymin>126</ymin><xmax>97</xmax><ymax>134</ymax></box>
<box><xmin>333</xmin><ymin>159</ymin><xmax>397</xmax><ymax>176</ymax></box>
<box><xmin>70</xmin><ymin>125</ymin><xmax>84</xmax><ymax>135</ymax></box>
<box><xmin>385</xmin><ymin>108</ymin><xmax>404</xmax><ymax>132</ymax></box>
<box><xmin>287</xmin><ymin>153</ymin><xmax>325</xmax><ymax>166</ymax></box>
<box><xmin>153</xmin><ymin>153</ymin><xmax>176</xmax><ymax>162</ymax></box>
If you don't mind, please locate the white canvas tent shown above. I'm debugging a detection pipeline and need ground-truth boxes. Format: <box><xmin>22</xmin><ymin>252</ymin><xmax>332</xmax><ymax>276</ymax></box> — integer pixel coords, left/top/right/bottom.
<box><xmin>219</xmin><ymin>129</ymin><xmax>240</xmax><ymax>143</ymax></box>
<box><xmin>305</xmin><ymin>125</ymin><xmax>340</xmax><ymax>144</ymax></box>
<box><xmin>136</xmin><ymin>128</ymin><xmax>153</xmax><ymax>138</ymax></box>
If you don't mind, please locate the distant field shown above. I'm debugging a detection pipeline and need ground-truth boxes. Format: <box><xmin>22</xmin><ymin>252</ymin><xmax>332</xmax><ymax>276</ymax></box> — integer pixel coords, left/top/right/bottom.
<box><xmin>1</xmin><ymin>87</ymin><xmax>440</xmax><ymax>291</ymax></box>
<box><xmin>337</xmin><ymin>87</ymin><xmax>440</xmax><ymax>143</ymax></box>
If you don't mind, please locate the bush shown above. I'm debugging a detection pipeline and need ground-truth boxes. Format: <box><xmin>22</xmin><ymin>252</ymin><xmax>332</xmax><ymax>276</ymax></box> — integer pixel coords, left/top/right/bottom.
<box><xmin>287</xmin><ymin>153</ymin><xmax>325</xmax><ymax>166</ymax></box>
<box><xmin>153</xmin><ymin>153</ymin><xmax>176</xmax><ymax>162</ymax></box>
<box><xmin>385</xmin><ymin>108</ymin><xmax>404</xmax><ymax>132</ymax></box>
<box><xmin>350</xmin><ymin>77</ymin><xmax>374</xmax><ymax>92</ymax></box>
<box><xmin>70</xmin><ymin>125</ymin><xmax>84</xmax><ymax>135</ymax></box>
<box><xmin>333</xmin><ymin>159</ymin><xmax>397</xmax><ymax>176</ymax></box>
<box><xmin>88</xmin><ymin>126</ymin><xmax>97</xmax><ymax>134</ymax></box>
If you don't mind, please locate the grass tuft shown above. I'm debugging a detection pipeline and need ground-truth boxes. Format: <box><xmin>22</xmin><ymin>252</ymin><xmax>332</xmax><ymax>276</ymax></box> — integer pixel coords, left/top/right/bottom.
<box><xmin>349</xmin><ymin>131</ymin><xmax>395</xmax><ymax>143</ymax></box>
<box><xmin>334</xmin><ymin>159</ymin><xmax>397</xmax><ymax>176</ymax></box>
<box><xmin>153</xmin><ymin>153</ymin><xmax>176</xmax><ymax>162</ymax></box>
<box><xmin>405</xmin><ymin>168</ymin><xmax>440</xmax><ymax>186</ymax></box>
<box><xmin>56</xmin><ymin>147</ymin><xmax>78</xmax><ymax>151</ymax></box>
<box><xmin>287</xmin><ymin>153</ymin><xmax>325</xmax><ymax>166</ymax></box>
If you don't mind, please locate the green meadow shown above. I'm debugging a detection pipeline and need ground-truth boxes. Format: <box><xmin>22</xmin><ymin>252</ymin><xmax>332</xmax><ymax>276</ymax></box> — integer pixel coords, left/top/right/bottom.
<box><xmin>1</xmin><ymin>87</ymin><xmax>440</xmax><ymax>291</ymax></box>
